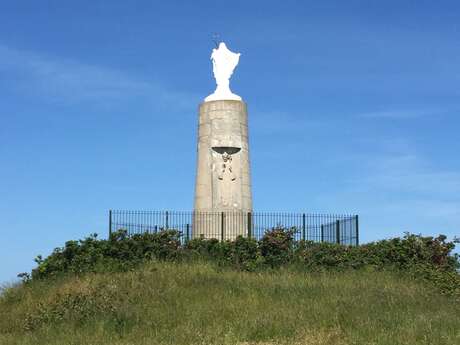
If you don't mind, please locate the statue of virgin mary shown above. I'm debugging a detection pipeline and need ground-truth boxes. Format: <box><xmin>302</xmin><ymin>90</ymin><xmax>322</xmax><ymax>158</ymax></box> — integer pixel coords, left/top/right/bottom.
<box><xmin>205</xmin><ymin>42</ymin><xmax>242</xmax><ymax>102</ymax></box>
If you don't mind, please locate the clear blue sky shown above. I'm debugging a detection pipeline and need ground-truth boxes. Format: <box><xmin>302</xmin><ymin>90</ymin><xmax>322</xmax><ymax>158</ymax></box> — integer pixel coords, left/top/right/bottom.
<box><xmin>1</xmin><ymin>1</ymin><xmax>459</xmax><ymax>283</ymax></box>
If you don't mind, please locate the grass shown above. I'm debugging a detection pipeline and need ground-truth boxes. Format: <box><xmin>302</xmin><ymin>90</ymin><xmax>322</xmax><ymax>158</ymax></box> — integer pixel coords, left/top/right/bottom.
<box><xmin>0</xmin><ymin>261</ymin><xmax>459</xmax><ymax>345</ymax></box>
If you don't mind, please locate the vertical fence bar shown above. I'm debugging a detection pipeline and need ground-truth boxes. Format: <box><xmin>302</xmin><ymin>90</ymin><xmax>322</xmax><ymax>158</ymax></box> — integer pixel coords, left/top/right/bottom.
<box><xmin>355</xmin><ymin>215</ymin><xmax>359</xmax><ymax>246</ymax></box>
<box><xmin>336</xmin><ymin>220</ymin><xmax>340</xmax><ymax>244</ymax></box>
<box><xmin>165</xmin><ymin>211</ymin><xmax>169</xmax><ymax>229</ymax></box>
<box><xmin>247</xmin><ymin>212</ymin><xmax>252</xmax><ymax>238</ymax></box>
<box><xmin>320</xmin><ymin>224</ymin><xmax>324</xmax><ymax>242</ymax></box>
<box><xmin>108</xmin><ymin>210</ymin><xmax>112</xmax><ymax>237</ymax></box>
<box><xmin>221</xmin><ymin>212</ymin><xmax>225</xmax><ymax>241</ymax></box>
<box><xmin>302</xmin><ymin>213</ymin><xmax>306</xmax><ymax>241</ymax></box>
<box><xmin>186</xmin><ymin>223</ymin><xmax>190</xmax><ymax>244</ymax></box>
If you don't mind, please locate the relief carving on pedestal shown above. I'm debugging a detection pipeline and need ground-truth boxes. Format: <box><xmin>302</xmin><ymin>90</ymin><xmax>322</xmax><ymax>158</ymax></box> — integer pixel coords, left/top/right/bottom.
<box><xmin>218</xmin><ymin>152</ymin><xmax>236</xmax><ymax>181</ymax></box>
<box><xmin>212</xmin><ymin>149</ymin><xmax>239</xmax><ymax>208</ymax></box>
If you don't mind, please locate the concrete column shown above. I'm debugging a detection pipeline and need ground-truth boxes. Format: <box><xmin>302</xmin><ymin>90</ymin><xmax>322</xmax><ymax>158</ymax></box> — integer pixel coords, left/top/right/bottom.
<box><xmin>193</xmin><ymin>100</ymin><xmax>252</xmax><ymax>239</ymax></box>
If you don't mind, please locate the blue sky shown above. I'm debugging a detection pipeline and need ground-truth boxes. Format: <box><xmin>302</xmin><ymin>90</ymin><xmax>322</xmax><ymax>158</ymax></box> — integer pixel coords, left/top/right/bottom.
<box><xmin>1</xmin><ymin>1</ymin><xmax>459</xmax><ymax>283</ymax></box>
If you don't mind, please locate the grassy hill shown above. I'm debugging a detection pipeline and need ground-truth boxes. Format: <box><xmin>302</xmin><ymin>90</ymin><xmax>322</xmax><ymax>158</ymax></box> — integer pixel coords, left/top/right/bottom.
<box><xmin>1</xmin><ymin>230</ymin><xmax>459</xmax><ymax>344</ymax></box>
<box><xmin>1</xmin><ymin>261</ymin><xmax>459</xmax><ymax>345</ymax></box>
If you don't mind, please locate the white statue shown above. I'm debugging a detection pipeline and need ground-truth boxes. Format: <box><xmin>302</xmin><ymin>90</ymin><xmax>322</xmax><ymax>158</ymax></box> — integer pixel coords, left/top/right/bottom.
<box><xmin>205</xmin><ymin>42</ymin><xmax>242</xmax><ymax>102</ymax></box>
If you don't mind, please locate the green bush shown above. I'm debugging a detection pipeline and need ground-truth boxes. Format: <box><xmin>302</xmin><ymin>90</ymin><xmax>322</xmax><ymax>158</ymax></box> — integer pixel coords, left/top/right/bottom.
<box><xmin>185</xmin><ymin>236</ymin><xmax>259</xmax><ymax>270</ymax></box>
<box><xmin>230</xmin><ymin>236</ymin><xmax>259</xmax><ymax>271</ymax></box>
<box><xmin>297</xmin><ymin>233</ymin><xmax>459</xmax><ymax>272</ymax></box>
<box><xmin>362</xmin><ymin>234</ymin><xmax>459</xmax><ymax>270</ymax></box>
<box><xmin>31</xmin><ymin>230</ymin><xmax>181</xmax><ymax>280</ymax></box>
<box><xmin>26</xmin><ymin>228</ymin><xmax>459</xmax><ymax>296</ymax></box>
<box><xmin>185</xmin><ymin>237</ymin><xmax>223</xmax><ymax>259</ymax></box>
<box><xmin>259</xmin><ymin>227</ymin><xmax>296</xmax><ymax>267</ymax></box>
<box><xmin>296</xmin><ymin>241</ymin><xmax>357</xmax><ymax>269</ymax></box>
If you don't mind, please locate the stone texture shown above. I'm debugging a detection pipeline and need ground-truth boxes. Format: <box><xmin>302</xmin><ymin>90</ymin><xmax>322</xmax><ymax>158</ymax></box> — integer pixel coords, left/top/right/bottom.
<box><xmin>193</xmin><ymin>100</ymin><xmax>253</xmax><ymax>239</ymax></box>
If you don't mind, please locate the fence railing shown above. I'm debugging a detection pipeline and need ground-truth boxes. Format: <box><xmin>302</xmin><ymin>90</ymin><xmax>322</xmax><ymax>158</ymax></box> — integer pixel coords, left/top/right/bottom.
<box><xmin>109</xmin><ymin>210</ymin><xmax>359</xmax><ymax>246</ymax></box>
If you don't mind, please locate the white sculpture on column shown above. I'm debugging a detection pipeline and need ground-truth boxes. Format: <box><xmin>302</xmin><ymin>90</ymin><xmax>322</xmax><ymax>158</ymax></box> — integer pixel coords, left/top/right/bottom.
<box><xmin>205</xmin><ymin>42</ymin><xmax>242</xmax><ymax>102</ymax></box>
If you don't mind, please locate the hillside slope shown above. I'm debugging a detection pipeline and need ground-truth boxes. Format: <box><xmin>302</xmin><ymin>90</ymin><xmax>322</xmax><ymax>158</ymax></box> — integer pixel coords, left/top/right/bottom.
<box><xmin>1</xmin><ymin>262</ymin><xmax>459</xmax><ymax>345</ymax></box>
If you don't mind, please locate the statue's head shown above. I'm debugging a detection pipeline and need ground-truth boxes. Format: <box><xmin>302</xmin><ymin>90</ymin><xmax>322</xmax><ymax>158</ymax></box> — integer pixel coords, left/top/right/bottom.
<box><xmin>222</xmin><ymin>152</ymin><xmax>231</xmax><ymax>162</ymax></box>
<box><xmin>218</xmin><ymin>42</ymin><xmax>227</xmax><ymax>50</ymax></box>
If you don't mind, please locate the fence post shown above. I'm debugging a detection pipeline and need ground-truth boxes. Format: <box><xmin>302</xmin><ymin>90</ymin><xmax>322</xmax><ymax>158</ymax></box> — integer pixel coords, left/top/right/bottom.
<box><xmin>109</xmin><ymin>210</ymin><xmax>112</xmax><ymax>237</ymax></box>
<box><xmin>221</xmin><ymin>212</ymin><xmax>225</xmax><ymax>241</ymax></box>
<box><xmin>321</xmin><ymin>225</ymin><xmax>324</xmax><ymax>242</ymax></box>
<box><xmin>335</xmin><ymin>220</ymin><xmax>340</xmax><ymax>244</ymax></box>
<box><xmin>165</xmin><ymin>211</ymin><xmax>169</xmax><ymax>229</ymax></box>
<box><xmin>355</xmin><ymin>215</ymin><xmax>359</xmax><ymax>246</ymax></box>
<box><xmin>186</xmin><ymin>223</ymin><xmax>190</xmax><ymax>243</ymax></box>
<box><xmin>247</xmin><ymin>212</ymin><xmax>252</xmax><ymax>238</ymax></box>
<box><xmin>302</xmin><ymin>213</ymin><xmax>306</xmax><ymax>240</ymax></box>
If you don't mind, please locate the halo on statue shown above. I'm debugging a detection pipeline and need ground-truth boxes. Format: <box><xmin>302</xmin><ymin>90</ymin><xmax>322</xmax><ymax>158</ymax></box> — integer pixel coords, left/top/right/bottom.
<box><xmin>205</xmin><ymin>41</ymin><xmax>242</xmax><ymax>102</ymax></box>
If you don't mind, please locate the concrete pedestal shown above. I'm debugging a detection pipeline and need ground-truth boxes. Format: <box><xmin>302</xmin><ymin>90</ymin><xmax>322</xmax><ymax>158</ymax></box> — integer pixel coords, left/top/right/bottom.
<box><xmin>193</xmin><ymin>100</ymin><xmax>252</xmax><ymax>239</ymax></box>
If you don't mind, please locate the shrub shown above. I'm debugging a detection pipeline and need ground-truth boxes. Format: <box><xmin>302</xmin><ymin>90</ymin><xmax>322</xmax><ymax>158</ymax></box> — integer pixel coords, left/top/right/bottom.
<box><xmin>229</xmin><ymin>236</ymin><xmax>259</xmax><ymax>271</ymax></box>
<box><xmin>296</xmin><ymin>233</ymin><xmax>459</xmax><ymax>272</ymax></box>
<box><xmin>26</xmin><ymin>229</ymin><xmax>459</xmax><ymax>296</ymax></box>
<box><xmin>296</xmin><ymin>241</ymin><xmax>358</xmax><ymax>270</ymax></box>
<box><xmin>185</xmin><ymin>237</ymin><xmax>222</xmax><ymax>259</ymax></box>
<box><xmin>357</xmin><ymin>233</ymin><xmax>459</xmax><ymax>271</ymax></box>
<box><xmin>185</xmin><ymin>236</ymin><xmax>259</xmax><ymax>270</ymax></box>
<box><xmin>31</xmin><ymin>229</ymin><xmax>181</xmax><ymax>280</ymax></box>
<box><xmin>127</xmin><ymin>229</ymin><xmax>181</xmax><ymax>260</ymax></box>
<box><xmin>259</xmin><ymin>227</ymin><xmax>296</xmax><ymax>267</ymax></box>
<box><xmin>408</xmin><ymin>264</ymin><xmax>460</xmax><ymax>296</ymax></box>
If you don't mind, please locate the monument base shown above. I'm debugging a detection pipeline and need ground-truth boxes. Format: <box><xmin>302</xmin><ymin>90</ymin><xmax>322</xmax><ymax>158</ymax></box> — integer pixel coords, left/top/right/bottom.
<box><xmin>193</xmin><ymin>100</ymin><xmax>252</xmax><ymax>239</ymax></box>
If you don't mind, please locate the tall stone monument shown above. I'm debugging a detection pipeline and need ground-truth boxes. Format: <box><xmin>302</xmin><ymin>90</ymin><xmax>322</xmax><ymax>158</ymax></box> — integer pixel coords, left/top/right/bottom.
<box><xmin>193</xmin><ymin>42</ymin><xmax>252</xmax><ymax>239</ymax></box>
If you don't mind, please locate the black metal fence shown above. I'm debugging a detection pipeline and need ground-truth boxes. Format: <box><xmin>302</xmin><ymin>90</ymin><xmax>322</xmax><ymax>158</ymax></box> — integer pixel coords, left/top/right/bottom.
<box><xmin>109</xmin><ymin>210</ymin><xmax>359</xmax><ymax>246</ymax></box>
